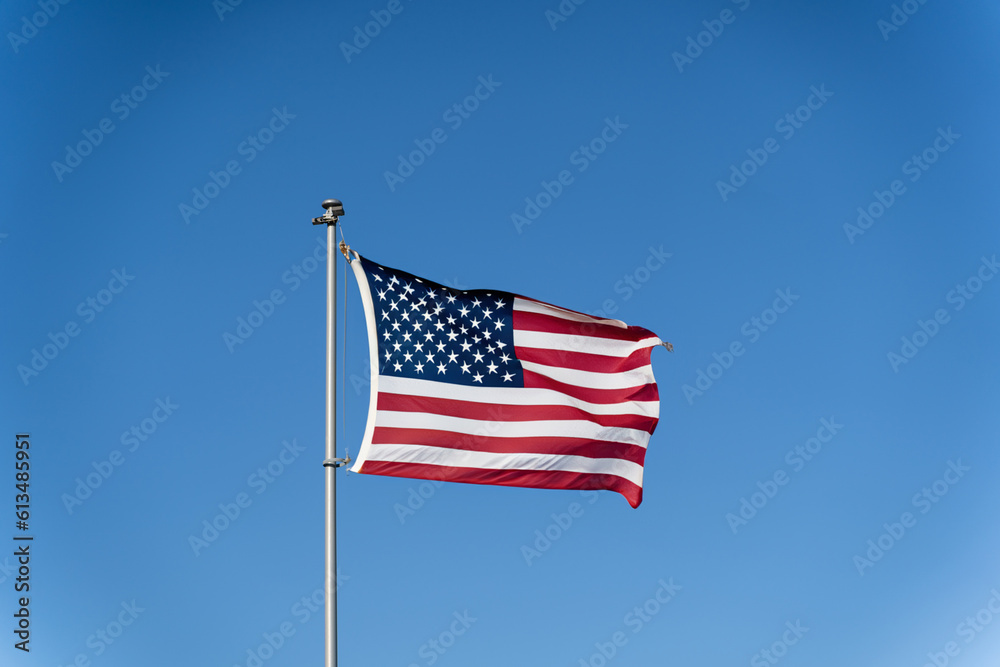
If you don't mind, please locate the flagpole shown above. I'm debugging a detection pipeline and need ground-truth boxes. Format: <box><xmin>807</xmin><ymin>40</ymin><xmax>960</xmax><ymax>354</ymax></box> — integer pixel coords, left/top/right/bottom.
<box><xmin>313</xmin><ymin>198</ymin><xmax>346</xmax><ymax>667</ymax></box>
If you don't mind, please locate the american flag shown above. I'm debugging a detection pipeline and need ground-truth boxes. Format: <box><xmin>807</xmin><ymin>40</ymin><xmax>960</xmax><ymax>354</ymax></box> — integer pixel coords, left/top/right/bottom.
<box><xmin>348</xmin><ymin>253</ymin><xmax>665</xmax><ymax>508</ymax></box>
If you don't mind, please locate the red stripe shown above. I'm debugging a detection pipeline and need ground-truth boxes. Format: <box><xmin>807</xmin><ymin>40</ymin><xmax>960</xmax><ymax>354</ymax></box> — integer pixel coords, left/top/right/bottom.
<box><xmin>515</xmin><ymin>295</ymin><xmax>638</xmax><ymax>331</ymax></box>
<box><xmin>371</xmin><ymin>427</ymin><xmax>649</xmax><ymax>465</ymax></box>
<box><xmin>523</xmin><ymin>369</ymin><xmax>660</xmax><ymax>405</ymax></box>
<box><xmin>378</xmin><ymin>393</ymin><xmax>658</xmax><ymax>434</ymax></box>
<box><xmin>514</xmin><ymin>309</ymin><xmax>658</xmax><ymax>343</ymax></box>
<box><xmin>514</xmin><ymin>345</ymin><xmax>653</xmax><ymax>374</ymax></box>
<box><xmin>358</xmin><ymin>460</ymin><xmax>644</xmax><ymax>508</ymax></box>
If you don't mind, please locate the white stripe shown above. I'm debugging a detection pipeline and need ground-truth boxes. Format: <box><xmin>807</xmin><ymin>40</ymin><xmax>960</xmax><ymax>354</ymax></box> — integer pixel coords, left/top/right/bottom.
<box><xmin>376</xmin><ymin>410</ymin><xmax>651</xmax><ymax>447</ymax></box>
<box><xmin>349</xmin><ymin>254</ymin><xmax>382</xmax><ymax>475</ymax></box>
<box><xmin>513</xmin><ymin>329</ymin><xmax>659</xmax><ymax>358</ymax></box>
<box><xmin>519</xmin><ymin>360</ymin><xmax>654</xmax><ymax>391</ymax></box>
<box><xmin>378</xmin><ymin>375</ymin><xmax>659</xmax><ymax>419</ymax></box>
<box><xmin>514</xmin><ymin>297</ymin><xmax>628</xmax><ymax>329</ymax></box>
<box><xmin>361</xmin><ymin>443</ymin><xmax>645</xmax><ymax>487</ymax></box>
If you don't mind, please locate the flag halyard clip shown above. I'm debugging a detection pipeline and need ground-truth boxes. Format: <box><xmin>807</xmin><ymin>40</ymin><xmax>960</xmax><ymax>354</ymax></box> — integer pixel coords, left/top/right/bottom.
<box><xmin>323</xmin><ymin>449</ymin><xmax>352</xmax><ymax>469</ymax></box>
<box><xmin>661</xmin><ymin>341</ymin><xmax>674</xmax><ymax>352</ymax></box>
<box><xmin>339</xmin><ymin>240</ymin><xmax>353</xmax><ymax>262</ymax></box>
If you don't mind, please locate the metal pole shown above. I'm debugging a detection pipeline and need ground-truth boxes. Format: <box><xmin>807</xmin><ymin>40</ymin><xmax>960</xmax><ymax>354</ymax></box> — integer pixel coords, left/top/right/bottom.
<box><xmin>325</xmin><ymin>216</ymin><xmax>337</xmax><ymax>667</ymax></box>
<box><xmin>314</xmin><ymin>198</ymin><xmax>345</xmax><ymax>667</ymax></box>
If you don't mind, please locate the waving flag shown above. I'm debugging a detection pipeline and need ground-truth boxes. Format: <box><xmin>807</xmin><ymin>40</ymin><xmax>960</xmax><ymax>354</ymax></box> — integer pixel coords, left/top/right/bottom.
<box><xmin>347</xmin><ymin>252</ymin><xmax>666</xmax><ymax>507</ymax></box>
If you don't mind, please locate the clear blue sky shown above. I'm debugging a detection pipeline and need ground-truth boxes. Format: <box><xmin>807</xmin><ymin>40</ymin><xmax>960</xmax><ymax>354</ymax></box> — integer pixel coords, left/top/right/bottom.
<box><xmin>3</xmin><ymin>0</ymin><xmax>1000</xmax><ymax>665</ymax></box>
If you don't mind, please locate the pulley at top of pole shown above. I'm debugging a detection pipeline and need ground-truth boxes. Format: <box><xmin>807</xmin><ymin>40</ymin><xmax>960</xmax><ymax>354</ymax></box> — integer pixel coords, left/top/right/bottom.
<box><xmin>313</xmin><ymin>199</ymin><xmax>345</xmax><ymax>225</ymax></box>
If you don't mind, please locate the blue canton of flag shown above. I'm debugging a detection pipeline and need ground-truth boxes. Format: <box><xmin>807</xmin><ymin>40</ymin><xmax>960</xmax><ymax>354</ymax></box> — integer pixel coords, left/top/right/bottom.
<box><xmin>365</xmin><ymin>256</ymin><xmax>526</xmax><ymax>388</ymax></box>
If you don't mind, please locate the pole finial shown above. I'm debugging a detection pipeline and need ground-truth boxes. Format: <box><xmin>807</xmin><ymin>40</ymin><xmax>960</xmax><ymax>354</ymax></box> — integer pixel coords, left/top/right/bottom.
<box><xmin>313</xmin><ymin>198</ymin><xmax>345</xmax><ymax>225</ymax></box>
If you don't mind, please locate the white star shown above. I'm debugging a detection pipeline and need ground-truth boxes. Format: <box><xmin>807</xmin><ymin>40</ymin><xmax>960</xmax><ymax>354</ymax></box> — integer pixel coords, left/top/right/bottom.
<box><xmin>473</xmin><ymin>351</ymin><xmax>484</xmax><ymax>363</ymax></box>
<box><xmin>470</xmin><ymin>318</ymin><xmax>480</xmax><ymax>329</ymax></box>
<box><xmin>473</xmin><ymin>372</ymin><xmax>484</xmax><ymax>383</ymax></box>
<box><xmin>447</xmin><ymin>352</ymin><xmax>458</xmax><ymax>364</ymax></box>
<box><xmin>402</xmin><ymin>331</ymin><xmax>412</xmax><ymax>342</ymax></box>
<box><xmin>435</xmin><ymin>341</ymin><xmax>446</xmax><ymax>353</ymax></box>
<box><xmin>482</xmin><ymin>329</ymin><xmax>492</xmax><ymax>340</ymax></box>
<box><xmin>459</xmin><ymin>305</ymin><xmax>470</xmax><ymax>318</ymax></box>
<box><xmin>377</xmin><ymin>289</ymin><xmax>388</xmax><ymax>301</ymax></box>
<box><xmin>495</xmin><ymin>340</ymin><xmax>507</xmax><ymax>350</ymax></box>
<box><xmin>404</xmin><ymin>282</ymin><xmax>415</xmax><ymax>295</ymax></box>
<box><xmin>494</xmin><ymin>319</ymin><xmax>505</xmax><ymax>330</ymax></box>
<box><xmin>495</xmin><ymin>298</ymin><xmax>506</xmax><ymax>307</ymax></box>
<box><xmin>446</xmin><ymin>331</ymin><xmax>458</xmax><ymax>341</ymax></box>
<box><xmin>400</xmin><ymin>310</ymin><xmax>410</xmax><ymax>321</ymax></box>
<box><xmin>487</xmin><ymin>361</ymin><xmax>498</xmax><ymax>374</ymax></box>
<box><xmin>433</xmin><ymin>321</ymin><xmax>445</xmax><ymax>331</ymax></box>
<box><xmin>446</xmin><ymin>293</ymin><xmax>457</xmax><ymax>303</ymax></box>
<box><xmin>460</xmin><ymin>341</ymin><xmax>472</xmax><ymax>352</ymax></box>
<box><xmin>394</xmin><ymin>362</ymin><xmax>403</xmax><ymax>372</ymax></box>
<box><xmin>382</xmin><ymin>331</ymin><xmax>391</xmax><ymax>341</ymax></box>
<box><xmin>428</xmin><ymin>289</ymin><xmax>437</xmax><ymax>299</ymax></box>
<box><xmin>381</xmin><ymin>311</ymin><xmax>390</xmax><ymax>321</ymax></box>
<box><xmin>393</xmin><ymin>341</ymin><xmax>402</xmax><ymax>352</ymax></box>
<box><xmin>502</xmin><ymin>372</ymin><xmax>514</xmax><ymax>382</ymax></box>
<box><xmin>391</xmin><ymin>320</ymin><xmax>401</xmax><ymax>331</ymax></box>
<box><xmin>425</xmin><ymin>352</ymin><xmax>435</xmax><ymax>363</ymax></box>
<box><xmin>437</xmin><ymin>362</ymin><xmax>447</xmax><ymax>374</ymax></box>
<box><xmin>389</xmin><ymin>300</ymin><xmax>399</xmax><ymax>311</ymax></box>
<box><xmin>384</xmin><ymin>349</ymin><xmax>392</xmax><ymax>361</ymax></box>
<box><xmin>424</xmin><ymin>331</ymin><xmax>434</xmax><ymax>342</ymax></box>
<box><xmin>403</xmin><ymin>352</ymin><xmax>413</xmax><ymax>362</ymax></box>
<box><xmin>373</xmin><ymin>274</ymin><xmax>383</xmax><ymax>283</ymax></box>
<box><xmin>500</xmin><ymin>353</ymin><xmax>511</xmax><ymax>364</ymax></box>
<box><xmin>414</xmin><ymin>362</ymin><xmax>424</xmax><ymax>373</ymax></box>
<box><xmin>446</xmin><ymin>315</ymin><xmax>456</xmax><ymax>325</ymax></box>
<box><xmin>471</xmin><ymin>297</ymin><xmax>481</xmax><ymax>308</ymax></box>
<box><xmin>460</xmin><ymin>362</ymin><xmax>471</xmax><ymax>374</ymax></box>
<box><xmin>414</xmin><ymin>342</ymin><xmax>424</xmax><ymax>352</ymax></box>
<box><xmin>412</xmin><ymin>320</ymin><xmax>422</xmax><ymax>330</ymax></box>
<box><xmin>482</xmin><ymin>308</ymin><xmax>492</xmax><ymax>319</ymax></box>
